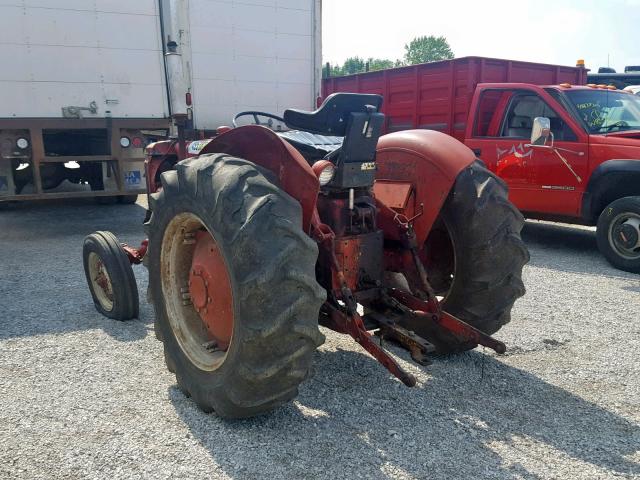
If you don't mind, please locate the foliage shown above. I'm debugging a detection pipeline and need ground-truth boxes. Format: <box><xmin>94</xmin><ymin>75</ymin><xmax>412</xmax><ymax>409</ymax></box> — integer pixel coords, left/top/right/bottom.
<box><xmin>326</xmin><ymin>57</ymin><xmax>397</xmax><ymax>77</ymax></box>
<box><xmin>324</xmin><ymin>36</ymin><xmax>454</xmax><ymax>77</ymax></box>
<box><xmin>404</xmin><ymin>35</ymin><xmax>454</xmax><ymax>65</ymax></box>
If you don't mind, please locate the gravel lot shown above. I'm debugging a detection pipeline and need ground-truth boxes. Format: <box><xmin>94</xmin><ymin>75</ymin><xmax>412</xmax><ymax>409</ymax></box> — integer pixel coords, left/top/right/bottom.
<box><xmin>0</xmin><ymin>198</ymin><xmax>638</xmax><ymax>479</ymax></box>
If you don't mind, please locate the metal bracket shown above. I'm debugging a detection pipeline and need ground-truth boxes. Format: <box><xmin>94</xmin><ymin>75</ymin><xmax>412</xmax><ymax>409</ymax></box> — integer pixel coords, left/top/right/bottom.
<box><xmin>62</xmin><ymin>101</ymin><xmax>98</xmax><ymax>119</ymax></box>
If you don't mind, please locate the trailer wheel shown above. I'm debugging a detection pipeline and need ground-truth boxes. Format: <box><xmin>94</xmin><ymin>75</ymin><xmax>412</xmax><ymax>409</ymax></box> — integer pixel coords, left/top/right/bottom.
<box><xmin>118</xmin><ymin>194</ymin><xmax>138</xmax><ymax>204</ymax></box>
<box><xmin>145</xmin><ymin>154</ymin><xmax>325</xmax><ymax>418</ymax></box>
<box><xmin>406</xmin><ymin>161</ymin><xmax>529</xmax><ymax>351</ymax></box>
<box><xmin>83</xmin><ymin>231</ymin><xmax>139</xmax><ymax>320</ymax></box>
<box><xmin>596</xmin><ymin>196</ymin><xmax>640</xmax><ymax>273</ymax></box>
<box><xmin>94</xmin><ymin>196</ymin><xmax>118</xmax><ymax>205</ymax></box>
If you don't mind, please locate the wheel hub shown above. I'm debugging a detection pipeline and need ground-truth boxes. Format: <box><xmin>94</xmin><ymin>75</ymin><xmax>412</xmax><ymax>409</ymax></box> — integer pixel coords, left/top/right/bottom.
<box><xmin>189</xmin><ymin>231</ymin><xmax>233</xmax><ymax>350</ymax></box>
<box><xmin>189</xmin><ymin>273</ymin><xmax>208</xmax><ymax>310</ymax></box>
<box><xmin>614</xmin><ymin>223</ymin><xmax>639</xmax><ymax>250</ymax></box>
<box><xmin>610</xmin><ymin>214</ymin><xmax>640</xmax><ymax>258</ymax></box>
<box><xmin>88</xmin><ymin>252</ymin><xmax>114</xmax><ymax>311</ymax></box>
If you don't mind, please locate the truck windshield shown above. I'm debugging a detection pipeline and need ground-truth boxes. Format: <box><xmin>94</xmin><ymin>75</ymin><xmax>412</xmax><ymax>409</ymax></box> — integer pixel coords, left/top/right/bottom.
<box><xmin>565</xmin><ymin>90</ymin><xmax>640</xmax><ymax>134</ymax></box>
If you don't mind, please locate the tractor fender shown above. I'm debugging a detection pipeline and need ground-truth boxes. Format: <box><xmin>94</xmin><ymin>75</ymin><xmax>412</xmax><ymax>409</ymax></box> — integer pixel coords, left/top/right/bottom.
<box><xmin>375</xmin><ymin>130</ymin><xmax>476</xmax><ymax>245</ymax></box>
<box><xmin>581</xmin><ymin>159</ymin><xmax>640</xmax><ymax>222</ymax></box>
<box><xmin>199</xmin><ymin>125</ymin><xmax>319</xmax><ymax>231</ymax></box>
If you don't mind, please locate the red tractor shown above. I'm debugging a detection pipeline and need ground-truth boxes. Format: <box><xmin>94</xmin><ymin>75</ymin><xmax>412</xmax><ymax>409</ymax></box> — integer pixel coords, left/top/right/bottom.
<box><xmin>83</xmin><ymin>94</ymin><xmax>529</xmax><ymax>418</ymax></box>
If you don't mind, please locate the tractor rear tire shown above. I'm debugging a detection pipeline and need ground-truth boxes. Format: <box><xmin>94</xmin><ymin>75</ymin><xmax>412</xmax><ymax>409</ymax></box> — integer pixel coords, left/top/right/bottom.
<box><xmin>82</xmin><ymin>231</ymin><xmax>139</xmax><ymax>320</ymax></box>
<box><xmin>145</xmin><ymin>154</ymin><xmax>325</xmax><ymax>418</ymax></box>
<box><xmin>411</xmin><ymin>161</ymin><xmax>529</xmax><ymax>351</ymax></box>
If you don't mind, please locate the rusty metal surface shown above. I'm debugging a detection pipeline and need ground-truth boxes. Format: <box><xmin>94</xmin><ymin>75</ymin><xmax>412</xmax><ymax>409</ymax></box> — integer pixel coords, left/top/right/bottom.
<box><xmin>368</xmin><ymin>311</ymin><xmax>436</xmax><ymax>366</ymax></box>
<box><xmin>372</xmin><ymin>180</ymin><xmax>413</xmax><ymax>210</ymax></box>
<box><xmin>188</xmin><ymin>231</ymin><xmax>234</xmax><ymax>350</ymax></box>
<box><xmin>323</xmin><ymin>302</ymin><xmax>417</xmax><ymax>387</ymax></box>
<box><xmin>121</xmin><ymin>240</ymin><xmax>148</xmax><ymax>265</ymax></box>
<box><xmin>376</xmin><ymin>129</ymin><xmax>476</xmax><ymax>247</ymax></box>
<box><xmin>0</xmin><ymin>117</ymin><xmax>169</xmax><ymax>202</ymax></box>
<box><xmin>386</xmin><ymin>288</ymin><xmax>506</xmax><ymax>355</ymax></box>
<box><xmin>144</xmin><ymin>140</ymin><xmax>180</xmax><ymax>194</ymax></box>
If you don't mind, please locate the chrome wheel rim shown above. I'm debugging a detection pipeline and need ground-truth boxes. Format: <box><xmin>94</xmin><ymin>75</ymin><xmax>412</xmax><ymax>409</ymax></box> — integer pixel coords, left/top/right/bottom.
<box><xmin>608</xmin><ymin>212</ymin><xmax>640</xmax><ymax>260</ymax></box>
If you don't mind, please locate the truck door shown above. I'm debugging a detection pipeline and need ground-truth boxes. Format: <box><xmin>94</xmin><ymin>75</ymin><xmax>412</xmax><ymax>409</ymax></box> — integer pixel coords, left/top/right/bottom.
<box><xmin>466</xmin><ymin>88</ymin><xmax>588</xmax><ymax>216</ymax></box>
<box><xmin>465</xmin><ymin>89</ymin><xmax>537</xmax><ymax>211</ymax></box>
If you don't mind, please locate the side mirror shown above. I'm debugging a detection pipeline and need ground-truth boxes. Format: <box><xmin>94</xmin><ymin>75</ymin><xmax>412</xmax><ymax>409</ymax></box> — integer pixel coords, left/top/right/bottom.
<box><xmin>531</xmin><ymin>117</ymin><xmax>551</xmax><ymax>145</ymax></box>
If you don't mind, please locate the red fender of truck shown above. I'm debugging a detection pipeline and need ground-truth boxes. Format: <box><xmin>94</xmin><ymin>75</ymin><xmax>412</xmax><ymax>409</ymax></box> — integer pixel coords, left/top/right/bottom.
<box><xmin>199</xmin><ymin>125</ymin><xmax>319</xmax><ymax>231</ymax></box>
<box><xmin>374</xmin><ymin>130</ymin><xmax>476</xmax><ymax>246</ymax></box>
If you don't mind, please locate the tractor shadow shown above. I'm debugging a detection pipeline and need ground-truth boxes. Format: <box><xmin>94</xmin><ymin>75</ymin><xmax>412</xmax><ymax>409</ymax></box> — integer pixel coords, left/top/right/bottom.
<box><xmin>0</xmin><ymin>197</ymin><xmax>153</xmax><ymax>342</ymax></box>
<box><xmin>522</xmin><ymin>220</ymin><xmax>639</xmax><ymax>279</ymax></box>
<box><xmin>170</xmin><ymin>347</ymin><xmax>639</xmax><ymax>480</ymax></box>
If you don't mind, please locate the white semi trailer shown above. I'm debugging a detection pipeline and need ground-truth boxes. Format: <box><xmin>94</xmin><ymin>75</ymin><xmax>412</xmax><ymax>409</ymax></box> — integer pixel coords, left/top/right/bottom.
<box><xmin>0</xmin><ymin>0</ymin><xmax>322</xmax><ymax>202</ymax></box>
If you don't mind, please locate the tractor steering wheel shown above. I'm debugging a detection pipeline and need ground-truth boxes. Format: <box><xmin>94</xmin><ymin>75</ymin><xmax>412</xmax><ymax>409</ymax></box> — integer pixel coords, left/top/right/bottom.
<box><xmin>232</xmin><ymin>111</ymin><xmax>287</xmax><ymax>129</ymax></box>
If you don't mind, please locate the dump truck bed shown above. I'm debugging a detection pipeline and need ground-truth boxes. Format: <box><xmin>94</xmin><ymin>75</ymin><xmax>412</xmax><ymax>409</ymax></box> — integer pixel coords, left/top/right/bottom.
<box><xmin>322</xmin><ymin>56</ymin><xmax>587</xmax><ymax>141</ymax></box>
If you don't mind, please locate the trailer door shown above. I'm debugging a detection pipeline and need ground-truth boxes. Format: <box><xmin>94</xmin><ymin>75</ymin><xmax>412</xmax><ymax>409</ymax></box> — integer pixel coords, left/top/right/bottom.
<box><xmin>179</xmin><ymin>0</ymin><xmax>320</xmax><ymax>130</ymax></box>
<box><xmin>0</xmin><ymin>1</ymin><xmax>168</xmax><ymax>118</ymax></box>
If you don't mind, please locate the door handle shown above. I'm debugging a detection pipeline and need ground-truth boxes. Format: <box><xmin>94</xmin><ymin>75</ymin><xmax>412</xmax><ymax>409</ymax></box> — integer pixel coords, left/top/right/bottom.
<box><xmin>472</xmin><ymin>148</ymin><xmax>482</xmax><ymax>157</ymax></box>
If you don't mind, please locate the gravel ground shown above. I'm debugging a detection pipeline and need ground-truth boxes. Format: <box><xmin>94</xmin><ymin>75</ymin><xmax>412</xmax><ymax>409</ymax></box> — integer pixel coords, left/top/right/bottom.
<box><xmin>0</xmin><ymin>198</ymin><xmax>638</xmax><ymax>479</ymax></box>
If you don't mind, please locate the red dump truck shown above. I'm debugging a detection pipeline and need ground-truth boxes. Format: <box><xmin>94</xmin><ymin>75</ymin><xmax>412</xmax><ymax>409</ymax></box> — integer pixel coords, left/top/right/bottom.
<box><xmin>323</xmin><ymin>57</ymin><xmax>640</xmax><ymax>273</ymax></box>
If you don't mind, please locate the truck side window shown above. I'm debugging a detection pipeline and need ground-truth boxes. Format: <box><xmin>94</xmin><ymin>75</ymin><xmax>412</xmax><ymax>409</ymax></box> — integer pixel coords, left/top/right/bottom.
<box><xmin>474</xmin><ymin>90</ymin><xmax>516</xmax><ymax>137</ymax></box>
<box><xmin>474</xmin><ymin>91</ymin><xmax>504</xmax><ymax>136</ymax></box>
<box><xmin>501</xmin><ymin>94</ymin><xmax>577</xmax><ymax>141</ymax></box>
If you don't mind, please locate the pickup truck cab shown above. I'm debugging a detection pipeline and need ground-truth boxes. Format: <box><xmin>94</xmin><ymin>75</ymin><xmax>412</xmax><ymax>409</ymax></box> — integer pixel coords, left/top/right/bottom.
<box><xmin>323</xmin><ymin>57</ymin><xmax>640</xmax><ymax>272</ymax></box>
<box><xmin>465</xmin><ymin>84</ymin><xmax>640</xmax><ymax>272</ymax></box>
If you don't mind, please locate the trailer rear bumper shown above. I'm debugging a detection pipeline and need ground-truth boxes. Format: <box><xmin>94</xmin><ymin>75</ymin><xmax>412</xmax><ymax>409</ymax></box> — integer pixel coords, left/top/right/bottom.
<box><xmin>0</xmin><ymin>118</ymin><xmax>170</xmax><ymax>202</ymax></box>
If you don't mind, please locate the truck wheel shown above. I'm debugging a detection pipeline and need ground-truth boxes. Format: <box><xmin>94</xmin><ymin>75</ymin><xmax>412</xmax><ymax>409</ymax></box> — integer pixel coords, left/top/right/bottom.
<box><xmin>406</xmin><ymin>161</ymin><xmax>529</xmax><ymax>351</ymax></box>
<box><xmin>596</xmin><ymin>197</ymin><xmax>640</xmax><ymax>273</ymax></box>
<box><xmin>118</xmin><ymin>194</ymin><xmax>138</xmax><ymax>204</ymax></box>
<box><xmin>82</xmin><ymin>231</ymin><xmax>139</xmax><ymax>320</ymax></box>
<box><xmin>145</xmin><ymin>154</ymin><xmax>325</xmax><ymax>418</ymax></box>
<box><xmin>94</xmin><ymin>196</ymin><xmax>118</xmax><ymax>205</ymax></box>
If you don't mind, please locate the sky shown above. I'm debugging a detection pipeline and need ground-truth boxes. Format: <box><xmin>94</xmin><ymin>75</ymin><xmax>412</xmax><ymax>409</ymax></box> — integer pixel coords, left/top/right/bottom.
<box><xmin>322</xmin><ymin>0</ymin><xmax>640</xmax><ymax>73</ymax></box>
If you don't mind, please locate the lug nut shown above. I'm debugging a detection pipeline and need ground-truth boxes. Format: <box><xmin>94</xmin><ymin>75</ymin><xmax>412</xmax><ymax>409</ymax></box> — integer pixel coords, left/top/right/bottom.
<box><xmin>183</xmin><ymin>232</ymin><xmax>196</xmax><ymax>245</ymax></box>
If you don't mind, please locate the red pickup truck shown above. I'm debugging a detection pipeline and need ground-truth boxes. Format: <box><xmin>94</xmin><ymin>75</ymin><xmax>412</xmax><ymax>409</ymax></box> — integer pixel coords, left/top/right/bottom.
<box><xmin>323</xmin><ymin>57</ymin><xmax>640</xmax><ymax>273</ymax></box>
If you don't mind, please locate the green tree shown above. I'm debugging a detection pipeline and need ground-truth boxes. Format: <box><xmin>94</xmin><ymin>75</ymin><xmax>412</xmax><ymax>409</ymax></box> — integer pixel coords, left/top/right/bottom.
<box><xmin>341</xmin><ymin>57</ymin><xmax>366</xmax><ymax>75</ymax></box>
<box><xmin>366</xmin><ymin>57</ymin><xmax>395</xmax><ymax>72</ymax></box>
<box><xmin>403</xmin><ymin>35</ymin><xmax>454</xmax><ymax>65</ymax></box>
<box><xmin>324</xmin><ymin>57</ymin><xmax>396</xmax><ymax>77</ymax></box>
<box><xmin>323</xmin><ymin>36</ymin><xmax>455</xmax><ymax>77</ymax></box>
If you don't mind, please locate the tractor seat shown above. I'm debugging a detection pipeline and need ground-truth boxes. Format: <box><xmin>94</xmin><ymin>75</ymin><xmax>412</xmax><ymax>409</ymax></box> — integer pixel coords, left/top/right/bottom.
<box><xmin>283</xmin><ymin>93</ymin><xmax>383</xmax><ymax>136</ymax></box>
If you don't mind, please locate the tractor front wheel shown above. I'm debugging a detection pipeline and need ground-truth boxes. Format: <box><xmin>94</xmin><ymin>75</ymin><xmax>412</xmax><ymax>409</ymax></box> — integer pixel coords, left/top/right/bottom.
<box><xmin>145</xmin><ymin>154</ymin><xmax>325</xmax><ymax>418</ymax></box>
<box><xmin>82</xmin><ymin>231</ymin><xmax>139</xmax><ymax>320</ymax></box>
<box><xmin>408</xmin><ymin>161</ymin><xmax>529</xmax><ymax>351</ymax></box>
